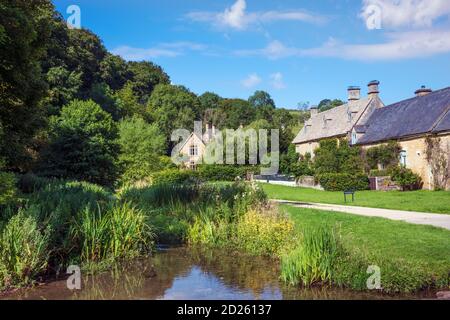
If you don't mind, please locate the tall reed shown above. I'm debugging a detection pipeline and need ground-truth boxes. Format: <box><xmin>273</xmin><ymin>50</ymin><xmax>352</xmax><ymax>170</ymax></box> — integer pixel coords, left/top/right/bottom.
<box><xmin>281</xmin><ymin>226</ymin><xmax>341</xmax><ymax>286</ymax></box>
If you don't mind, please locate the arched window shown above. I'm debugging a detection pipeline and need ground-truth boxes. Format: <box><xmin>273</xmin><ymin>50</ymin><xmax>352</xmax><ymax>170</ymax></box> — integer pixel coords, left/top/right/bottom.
<box><xmin>400</xmin><ymin>150</ymin><xmax>407</xmax><ymax>167</ymax></box>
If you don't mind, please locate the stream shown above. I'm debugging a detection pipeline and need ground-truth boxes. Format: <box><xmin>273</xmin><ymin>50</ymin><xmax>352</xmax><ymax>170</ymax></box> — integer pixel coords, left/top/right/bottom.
<box><xmin>2</xmin><ymin>247</ymin><xmax>435</xmax><ymax>300</ymax></box>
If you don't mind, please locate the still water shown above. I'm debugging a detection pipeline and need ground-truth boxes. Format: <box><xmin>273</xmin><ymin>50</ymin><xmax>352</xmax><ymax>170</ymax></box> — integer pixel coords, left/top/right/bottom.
<box><xmin>2</xmin><ymin>247</ymin><xmax>434</xmax><ymax>300</ymax></box>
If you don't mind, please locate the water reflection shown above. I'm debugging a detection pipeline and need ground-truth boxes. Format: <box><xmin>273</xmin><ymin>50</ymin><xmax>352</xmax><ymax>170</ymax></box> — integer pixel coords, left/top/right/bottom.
<box><xmin>2</xmin><ymin>247</ymin><xmax>433</xmax><ymax>300</ymax></box>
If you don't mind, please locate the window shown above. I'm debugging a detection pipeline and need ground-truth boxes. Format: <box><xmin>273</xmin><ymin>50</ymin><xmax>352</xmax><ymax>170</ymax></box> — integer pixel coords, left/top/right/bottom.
<box><xmin>189</xmin><ymin>161</ymin><xmax>197</xmax><ymax>170</ymax></box>
<box><xmin>400</xmin><ymin>150</ymin><xmax>407</xmax><ymax>167</ymax></box>
<box><xmin>189</xmin><ymin>145</ymin><xmax>198</xmax><ymax>156</ymax></box>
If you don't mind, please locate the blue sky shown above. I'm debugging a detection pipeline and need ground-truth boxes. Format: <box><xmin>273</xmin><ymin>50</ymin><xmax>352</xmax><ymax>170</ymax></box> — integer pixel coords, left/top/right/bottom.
<box><xmin>54</xmin><ymin>0</ymin><xmax>450</xmax><ymax>108</ymax></box>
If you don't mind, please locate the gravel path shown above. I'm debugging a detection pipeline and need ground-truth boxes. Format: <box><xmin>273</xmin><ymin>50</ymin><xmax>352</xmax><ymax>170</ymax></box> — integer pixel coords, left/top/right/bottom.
<box><xmin>273</xmin><ymin>200</ymin><xmax>450</xmax><ymax>231</ymax></box>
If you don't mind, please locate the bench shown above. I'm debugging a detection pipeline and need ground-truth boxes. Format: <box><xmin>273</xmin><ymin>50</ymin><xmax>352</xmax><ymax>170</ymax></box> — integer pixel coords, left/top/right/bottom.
<box><xmin>344</xmin><ymin>190</ymin><xmax>355</xmax><ymax>203</ymax></box>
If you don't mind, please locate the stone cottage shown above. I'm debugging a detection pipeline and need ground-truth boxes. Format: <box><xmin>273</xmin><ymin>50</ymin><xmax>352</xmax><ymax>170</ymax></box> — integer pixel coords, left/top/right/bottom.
<box><xmin>293</xmin><ymin>81</ymin><xmax>384</xmax><ymax>156</ymax></box>
<box><xmin>353</xmin><ymin>86</ymin><xmax>450</xmax><ymax>190</ymax></box>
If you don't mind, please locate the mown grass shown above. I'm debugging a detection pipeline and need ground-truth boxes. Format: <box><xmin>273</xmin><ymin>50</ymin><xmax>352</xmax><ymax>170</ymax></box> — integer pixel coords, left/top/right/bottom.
<box><xmin>282</xmin><ymin>205</ymin><xmax>450</xmax><ymax>293</ymax></box>
<box><xmin>262</xmin><ymin>183</ymin><xmax>450</xmax><ymax>214</ymax></box>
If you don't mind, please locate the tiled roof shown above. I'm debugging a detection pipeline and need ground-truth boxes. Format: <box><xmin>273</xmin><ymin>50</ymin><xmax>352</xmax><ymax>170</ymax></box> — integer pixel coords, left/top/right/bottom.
<box><xmin>292</xmin><ymin>98</ymin><xmax>373</xmax><ymax>144</ymax></box>
<box><xmin>356</xmin><ymin>87</ymin><xmax>450</xmax><ymax>145</ymax></box>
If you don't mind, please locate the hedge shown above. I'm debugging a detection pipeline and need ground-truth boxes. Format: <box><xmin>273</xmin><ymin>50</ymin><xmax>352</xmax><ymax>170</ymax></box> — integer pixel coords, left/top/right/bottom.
<box><xmin>151</xmin><ymin>169</ymin><xmax>201</xmax><ymax>185</ymax></box>
<box><xmin>198</xmin><ymin>165</ymin><xmax>255</xmax><ymax>182</ymax></box>
<box><xmin>315</xmin><ymin>173</ymin><xmax>369</xmax><ymax>191</ymax></box>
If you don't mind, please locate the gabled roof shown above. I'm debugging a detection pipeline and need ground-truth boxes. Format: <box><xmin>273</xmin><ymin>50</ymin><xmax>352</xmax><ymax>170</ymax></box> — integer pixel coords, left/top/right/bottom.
<box><xmin>293</xmin><ymin>98</ymin><xmax>373</xmax><ymax>144</ymax></box>
<box><xmin>356</xmin><ymin>87</ymin><xmax>450</xmax><ymax>145</ymax></box>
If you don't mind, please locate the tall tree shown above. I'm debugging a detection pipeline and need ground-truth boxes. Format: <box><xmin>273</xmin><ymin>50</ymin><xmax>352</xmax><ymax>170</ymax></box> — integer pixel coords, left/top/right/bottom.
<box><xmin>0</xmin><ymin>0</ymin><xmax>54</xmax><ymax>170</ymax></box>
<box><xmin>39</xmin><ymin>100</ymin><xmax>119</xmax><ymax>186</ymax></box>
<box><xmin>128</xmin><ymin>61</ymin><xmax>170</xmax><ymax>104</ymax></box>
<box><xmin>248</xmin><ymin>91</ymin><xmax>276</xmax><ymax>109</ymax></box>
<box><xmin>147</xmin><ymin>84</ymin><xmax>200</xmax><ymax>152</ymax></box>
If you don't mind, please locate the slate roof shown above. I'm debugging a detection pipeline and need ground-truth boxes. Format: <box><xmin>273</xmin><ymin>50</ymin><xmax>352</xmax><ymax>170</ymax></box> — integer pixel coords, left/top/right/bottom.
<box><xmin>356</xmin><ymin>87</ymin><xmax>450</xmax><ymax>145</ymax></box>
<box><xmin>293</xmin><ymin>98</ymin><xmax>373</xmax><ymax>144</ymax></box>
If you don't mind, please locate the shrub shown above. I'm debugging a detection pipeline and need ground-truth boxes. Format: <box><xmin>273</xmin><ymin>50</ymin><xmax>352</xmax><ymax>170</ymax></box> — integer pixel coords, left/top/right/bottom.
<box><xmin>314</xmin><ymin>139</ymin><xmax>364</xmax><ymax>175</ymax></box>
<box><xmin>39</xmin><ymin>100</ymin><xmax>120</xmax><ymax>186</ymax></box>
<box><xmin>235</xmin><ymin>207</ymin><xmax>294</xmax><ymax>256</ymax></box>
<box><xmin>391</xmin><ymin>167</ymin><xmax>423</xmax><ymax>191</ymax></box>
<box><xmin>369</xmin><ymin>169</ymin><xmax>391</xmax><ymax>177</ymax></box>
<box><xmin>0</xmin><ymin>172</ymin><xmax>17</xmax><ymax>205</ymax></box>
<box><xmin>17</xmin><ymin>173</ymin><xmax>56</xmax><ymax>194</ymax></box>
<box><xmin>197</xmin><ymin>165</ymin><xmax>253</xmax><ymax>181</ymax></box>
<box><xmin>0</xmin><ymin>211</ymin><xmax>50</xmax><ymax>289</ymax></box>
<box><xmin>151</xmin><ymin>169</ymin><xmax>201</xmax><ymax>185</ymax></box>
<box><xmin>365</xmin><ymin>141</ymin><xmax>401</xmax><ymax>171</ymax></box>
<box><xmin>316</xmin><ymin>173</ymin><xmax>369</xmax><ymax>191</ymax></box>
<box><xmin>281</xmin><ymin>226</ymin><xmax>340</xmax><ymax>286</ymax></box>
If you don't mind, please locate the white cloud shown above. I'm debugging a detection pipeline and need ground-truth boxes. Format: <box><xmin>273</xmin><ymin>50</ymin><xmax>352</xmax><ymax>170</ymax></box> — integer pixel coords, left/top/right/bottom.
<box><xmin>241</xmin><ymin>73</ymin><xmax>262</xmax><ymax>88</ymax></box>
<box><xmin>186</xmin><ymin>0</ymin><xmax>326</xmax><ymax>30</ymax></box>
<box><xmin>112</xmin><ymin>42</ymin><xmax>207</xmax><ymax>61</ymax></box>
<box><xmin>270</xmin><ymin>72</ymin><xmax>286</xmax><ymax>89</ymax></box>
<box><xmin>236</xmin><ymin>29</ymin><xmax>450</xmax><ymax>61</ymax></box>
<box><xmin>361</xmin><ymin>0</ymin><xmax>450</xmax><ymax>29</ymax></box>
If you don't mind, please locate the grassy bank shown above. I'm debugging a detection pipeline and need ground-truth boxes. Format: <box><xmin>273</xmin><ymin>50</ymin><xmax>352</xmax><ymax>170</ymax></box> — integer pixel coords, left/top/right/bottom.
<box><xmin>282</xmin><ymin>205</ymin><xmax>450</xmax><ymax>293</ymax></box>
<box><xmin>261</xmin><ymin>183</ymin><xmax>450</xmax><ymax>214</ymax></box>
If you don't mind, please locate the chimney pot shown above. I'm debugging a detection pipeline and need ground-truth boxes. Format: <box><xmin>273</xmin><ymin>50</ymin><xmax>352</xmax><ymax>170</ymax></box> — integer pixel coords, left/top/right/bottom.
<box><xmin>415</xmin><ymin>86</ymin><xmax>432</xmax><ymax>97</ymax></box>
<box><xmin>368</xmin><ymin>80</ymin><xmax>380</xmax><ymax>98</ymax></box>
<box><xmin>348</xmin><ymin>86</ymin><xmax>361</xmax><ymax>102</ymax></box>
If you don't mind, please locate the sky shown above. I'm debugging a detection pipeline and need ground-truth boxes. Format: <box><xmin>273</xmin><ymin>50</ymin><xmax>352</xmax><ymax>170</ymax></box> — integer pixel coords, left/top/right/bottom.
<box><xmin>54</xmin><ymin>0</ymin><xmax>450</xmax><ymax>109</ymax></box>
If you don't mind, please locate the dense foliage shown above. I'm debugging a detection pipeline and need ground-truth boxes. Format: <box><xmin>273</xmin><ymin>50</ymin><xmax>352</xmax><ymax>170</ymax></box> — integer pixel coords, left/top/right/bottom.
<box><xmin>40</xmin><ymin>100</ymin><xmax>119</xmax><ymax>186</ymax></box>
<box><xmin>316</xmin><ymin>173</ymin><xmax>370</xmax><ymax>191</ymax></box>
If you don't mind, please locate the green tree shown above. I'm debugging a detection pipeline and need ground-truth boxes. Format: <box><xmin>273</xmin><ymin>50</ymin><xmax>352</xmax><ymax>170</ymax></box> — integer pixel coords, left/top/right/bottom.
<box><xmin>147</xmin><ymin>84</ymin><xmax>200</xmax><ymax>152</ymax></box>
<box><xmin>0</xmin><ymin>0</ymin><xmax>54</xmax><ymax>169</ymax></box>
<box><xmin>40</xmin><ymin>100</ymin><xmax>119</xmax><ymax>186</ymax></box>
<box><xmin>100</xmin><ymin>53</ymin><xmax>131</xmax><ymax>91</ymax></box>
<box><xmin>318</xmin><ymin>99</ymin><xmax>344</xmax><ymax>112</ymax></box>
<box><xmin>248</xmin><ymin>91</ymin><xmax>276</xmax><ymax>109</ymax></box>
<box><xmin>45</xmin><ymin>66</ymin><xmax>82</xmax><ymax>115</ymax></box>
<box><xmin>114</xmin><ymin>82</ymin><xmax>143</xmax><ymax>119</ymax></box>
<box><xmin>118</xmin><ymin>116</ymin><xmax>166</xmax><ymax>183</ymax></box>
<box><xmin>65</xmin><ymin>29</ymin><xmax>108</xmax><ymax>95</ymax></box>
<box><xmin>128</xmin><ymin>61</ymin><xmax>170</xmax><ymax>104</ymax></box>
<box><xmin>218</xmin><ymin>99</ymin><xmax>256</xmax><ymax>129</ymax></box>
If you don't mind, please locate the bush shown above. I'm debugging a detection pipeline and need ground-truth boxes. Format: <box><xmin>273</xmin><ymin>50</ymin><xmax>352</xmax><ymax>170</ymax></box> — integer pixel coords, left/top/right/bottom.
<box><xmin>235</xmin><ymin>208</ymin><xmax>294</xmax><ymax>256</ymax></box>
<box><xmin>0</xmin><ymin>211</ymin><xmax>50</xmax><ymax>289</ymax></box>
<box><xmin>369</xmin><ymin>169</ymin><xmax>391</xmax><ymax>177</ymax></box>
<box><xmin>17</xmin><ymin>173</ymin><xmax>56</xmax><ymax>194</ymax></box>
<box><xmin>0</xmin><ymin>172</ymin><xmax>17</xmax><ymax>205</ymax></box>
<box><xmin>391</xmin><ymin>167</ymin><xmax>423</xmax><ymax>191</ymax></box>
<box><xmin>316</xmin><ymin>173</ymin><xmax>369</xmax><ymax>191</ymax></box>
<box><xmin>197</xmin><ymin>165</ymin><xmax>254</xmax><ymax>181</ymax></box>
<box><xmin>151</xmin><ymin>169</ymin><xmax>201</xmax><ymax>185</ymax></box>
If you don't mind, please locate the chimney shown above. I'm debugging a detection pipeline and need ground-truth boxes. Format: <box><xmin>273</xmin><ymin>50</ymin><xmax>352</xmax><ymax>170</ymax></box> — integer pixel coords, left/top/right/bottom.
<box><xmin>310</xmin><ymin>106</ymin><xmax>319</xmax><ymax>117</ymax></box>
<box><xmin>348</xmin><ymin>86</ymin><xmax>361</xmax><ymax>103</ymax></box>
<box><xmin>368</xmin><ymin>80</ymin><xmax>380</xmax><ymax>99</ymax></box>
<box><xmin>415</xmin><ymin>85</ymin><xmax>432</xmax><ymax>97</ymax></box>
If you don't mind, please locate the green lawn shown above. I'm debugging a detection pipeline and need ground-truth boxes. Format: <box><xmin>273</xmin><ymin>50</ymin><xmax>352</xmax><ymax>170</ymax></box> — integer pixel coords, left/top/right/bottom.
<box><xmin>283</xmin><ymin>205</ymin><xmax>450</xmax><ymax>292</ymax></box>
<box><xmin>262</xmin><ymin>183</ymin><xmax>450</xmax><ymax>214</ymax></box>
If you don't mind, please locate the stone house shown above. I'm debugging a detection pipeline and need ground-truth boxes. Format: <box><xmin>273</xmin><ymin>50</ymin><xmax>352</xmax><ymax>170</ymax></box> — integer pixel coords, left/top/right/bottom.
<box><xmin>179</xmin><ymin>124</ymin><xmax>216</xmax><ymax>170</ymax></box>
<box><xmin>293</xmin><ymin>81</ymin><xmax>384</xmax><ymax>156</ymax></box>
<box><xmin>353</xmin><ymin>86</ymin><xmax>450</xmax><ymax>190</ymax></box>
